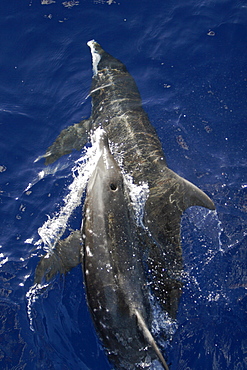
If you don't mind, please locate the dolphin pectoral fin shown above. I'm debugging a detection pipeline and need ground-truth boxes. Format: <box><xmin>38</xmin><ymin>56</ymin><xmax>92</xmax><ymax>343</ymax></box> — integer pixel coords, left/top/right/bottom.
<box><xmin>44</xmin><ymin>119</ymin><xmax>91</xmax><ymax>165</ymax></box>
<box><xmin>35</xmin><ymin>249</ymin><xmax>63</xmax><ymax>284</ymax></box>
<box><xmin>134</xmin><ymin>309</ymin><xmax>169</xmax><ymax>370</ymax></box>
<box><xmin>35</xmin><ymin>230</ymin><xmax>83</xmax><ymax>284</ymax></box>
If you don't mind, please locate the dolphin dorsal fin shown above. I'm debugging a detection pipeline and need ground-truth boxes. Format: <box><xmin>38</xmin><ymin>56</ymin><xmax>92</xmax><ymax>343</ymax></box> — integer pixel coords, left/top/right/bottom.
<box><xmin>134</xmin><ymin>309</ymin><xmax>169</xmax><ymax>370</ymax></box>
<box><xmin>165</xmin><ymin>168</ymin><xmax>215</xmax><ymax>213</ymax></box>
<box><xmin>181</xmin><ymin>176</ymin><xmax>215</xmax><ymax>211</ymax></box>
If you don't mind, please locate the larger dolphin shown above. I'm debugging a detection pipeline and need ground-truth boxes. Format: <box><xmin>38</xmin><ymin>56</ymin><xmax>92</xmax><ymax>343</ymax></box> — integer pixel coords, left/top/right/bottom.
<box><xmin>42</xmin><ymin>40</ymin><xmax>215</xmax><ymax>318</ymax></box>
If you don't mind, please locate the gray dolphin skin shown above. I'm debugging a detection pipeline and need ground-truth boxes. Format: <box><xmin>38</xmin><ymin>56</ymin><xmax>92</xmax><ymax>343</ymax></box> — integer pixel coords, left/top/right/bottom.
<box><xmin>35</xmin><ymin>40</ymin><xmax>215</xmax><ymax>369</ymax></box>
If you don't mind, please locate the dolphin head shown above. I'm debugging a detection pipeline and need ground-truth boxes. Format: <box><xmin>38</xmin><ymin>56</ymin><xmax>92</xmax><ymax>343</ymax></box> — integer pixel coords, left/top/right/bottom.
<box><xmin>87</xmin><ymin>130</ymin><xmax>125</xmax><ymax>208</ymax></box>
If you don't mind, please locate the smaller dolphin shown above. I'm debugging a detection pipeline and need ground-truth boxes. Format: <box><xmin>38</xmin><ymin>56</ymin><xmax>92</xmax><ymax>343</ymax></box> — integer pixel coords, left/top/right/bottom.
<box><xmin>35</xmin><ymin>130</ymin><xmax>169</xmax><ymax>370</ymax></box>
<box><xmin>83</xmin><ymin>130</ymin><xmax>169</xmax><ymax>369</ymax></box>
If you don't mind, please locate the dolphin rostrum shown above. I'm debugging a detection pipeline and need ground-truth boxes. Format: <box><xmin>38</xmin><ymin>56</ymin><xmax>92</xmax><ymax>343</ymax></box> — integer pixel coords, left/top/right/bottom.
<box><xmin>41</xmin><ymin>40</ymin><xmax>215</xmax><ymax>319</ymax></box>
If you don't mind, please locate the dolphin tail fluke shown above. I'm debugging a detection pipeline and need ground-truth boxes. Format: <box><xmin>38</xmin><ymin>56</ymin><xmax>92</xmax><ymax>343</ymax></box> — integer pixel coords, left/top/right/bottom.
<box><xmin>135</xmin><ymin>309</ymin><xmax>169</xmax><ymax>370</ymax></box>
<box><xmin>44</xmin><ymin>119</ymin><xmax>91</xmax><ymax>165</ymax></box>
<box><xmin>35</xmin><ymin>230</ymin><xmax>82</xmax><ymax>284</ymax></box>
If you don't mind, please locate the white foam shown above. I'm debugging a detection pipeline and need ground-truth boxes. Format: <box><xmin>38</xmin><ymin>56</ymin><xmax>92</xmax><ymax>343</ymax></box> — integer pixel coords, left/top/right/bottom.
<box><xmin>26</xmin><ymin>283</ymin><xmax>49</xmax><ymax>331</ymax></box>
<box><xmin>124</xmin><ymin>174</ymin><xmax>149</xmax><ymax>228</ymax></box>
<box><xmin>0</xmin><ymin>255</ymin><xmax>8</xmax><ymax>267</ymax></box>
<box><xmin>24</xmin><ymin>161</ymin><xmax>71</xmax><ymax>193</ymax></box>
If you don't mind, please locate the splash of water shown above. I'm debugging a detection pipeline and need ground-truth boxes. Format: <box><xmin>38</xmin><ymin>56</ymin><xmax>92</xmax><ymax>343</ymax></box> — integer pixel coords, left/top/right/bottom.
<box><xmin>36</xmin><ymin>128</ymin><xmax>106</xmax><ymax>251</ymax></box>
<box><xmin>123</xmin><ymin>173</ymin><xmax>149</xmax><ymax>228</ymax></box>
<box><xmin>26</xmin><ymin>283</ymin><xmax>49</xmax><ymax>332</ymax></box>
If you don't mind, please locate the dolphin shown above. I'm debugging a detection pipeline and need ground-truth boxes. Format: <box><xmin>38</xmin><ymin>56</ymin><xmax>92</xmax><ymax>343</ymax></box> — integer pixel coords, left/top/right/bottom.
<box><xmin>41</xmin><ymin>40</ymin><xmax>215</xmax><ymax>319</ymax></box>
<box><xmin>83</xmin><ymin>130</ymin><xmax>169</xmax><ymax>369</ymax></box>
<box><xmin>35</xmin><ymin>130</ymin><xmax>169</xmax><ymax>369</ymax></box>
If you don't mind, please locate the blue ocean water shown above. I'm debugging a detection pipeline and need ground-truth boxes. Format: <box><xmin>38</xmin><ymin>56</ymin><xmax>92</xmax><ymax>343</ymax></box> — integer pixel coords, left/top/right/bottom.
<box><xmin>0</xmin><ymin>0</ymin><xmax>246</xmax><ymax>369</ymax></box>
